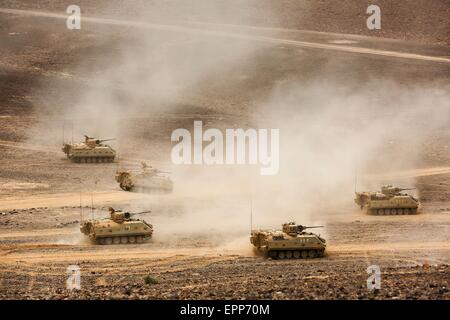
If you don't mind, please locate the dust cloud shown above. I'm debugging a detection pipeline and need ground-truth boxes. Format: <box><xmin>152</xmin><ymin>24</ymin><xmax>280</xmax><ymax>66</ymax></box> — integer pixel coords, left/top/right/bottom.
<box><xmin>152</xmin><ymin>79</ymin><xmax>449</xmax><ymax>244</ymax></box>
<box><xmin>250</xmin><ymin>79</ymin><xmax>450</xmax><ymax>219</ymax></box>
<box><xmin>23</xmin><ymin>1</ymin><xmax>450</xmax><ymax>244</ymax></box>
<box><xmin>26</xmin><ymin>1</ymin><xmax>276</xmax><ymax>143</ymax></box>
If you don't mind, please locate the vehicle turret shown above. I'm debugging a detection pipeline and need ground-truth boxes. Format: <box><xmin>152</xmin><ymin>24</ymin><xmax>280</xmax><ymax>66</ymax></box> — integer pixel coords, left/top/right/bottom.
<box><xmin>281</xmin><ymin>222</ymin><xmax>324</xmax><ymax>235</ymax></box>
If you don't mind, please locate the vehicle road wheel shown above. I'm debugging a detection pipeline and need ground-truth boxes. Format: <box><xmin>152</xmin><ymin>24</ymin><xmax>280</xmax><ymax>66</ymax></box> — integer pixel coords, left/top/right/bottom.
<box><xmin>301</xmin><ymin>250</ymin><xmax>308</xmax><ymax>259</ymax></box>
<box><xmin>317</xmin><ymin>250</ymin><xmax>324</xmax><ymax>257</ymax></box>
<box><xmin>113</xmin><ymin>237</ymin><xmax>120</xmax><ymax>244</ymax></box>
<box><xmin>308</xmin><ymin>250</ymin><xmax>317</xmax><ymax>258</ymax></box>
<box><xmin>105</xmin><ymin>237</ymin><xmax>112</xmax><ymax>245</ymax></box>
<box><xmin>286</xmin><ymin>251</ymin><xmax>293</xmax><ymax>259</ymax></box>
<box><xmin>269</xmin><ymin>251</ymin><xmax>277</xmax><ymax>259</ymax></box>
<box><xmin>98</xmin><ymin>238</ymin><xmax>105</xmax><ymax>245</ymax></box>
<box><xmin>128</xmin><ymin>236</ymin><xmax>136</xmax><ymax>244</ymax></box>
<box><xmin>404</xmin><ymin>208</ymin><xmax>411</xmax><ymax>215</ymax></box>
<box><xmin>120</xmin><ymin>236</ymin><xmax>128</xmax><ymax>244</ymax></box>
<box><xmin>377</xmin><ymin>209</ymin><xmax>384</xmax><ymax>215</ymax></box>
<box><xmin>277</xmin><ymin>251</ymin><xmax>286</xmax><ymax>259</ymax></box>
<box><xmin>398</xmin><ymin>209</ymin><xmax>403</xmax><ymax>215</ymax></box>
<box><xmin>293</xmin><ymin>251</ymin><xmax>300</xmax><ymax>259</ymax></box>
<box><xmin>391</xmin><ymin>209</ymin><xmax>397</xmax><ymax>215</ymax></box>
<box><xmin>136</xmin><ymin>236</ymin><xmax>144</xmax><ymax>243</ymax></box>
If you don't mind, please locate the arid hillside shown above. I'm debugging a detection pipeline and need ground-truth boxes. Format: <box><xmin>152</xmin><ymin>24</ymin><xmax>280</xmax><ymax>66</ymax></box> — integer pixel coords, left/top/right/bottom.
<box><xmin>1</xmin><ymin>0</ymin><xmax>449</xmax><ymax>44</ymax></box>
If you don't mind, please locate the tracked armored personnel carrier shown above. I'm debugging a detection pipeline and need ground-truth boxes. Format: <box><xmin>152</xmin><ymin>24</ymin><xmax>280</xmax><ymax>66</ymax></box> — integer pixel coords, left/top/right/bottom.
<box><xmin>115</xmin><ymin>162</ymin><xmax>173</xmax><ymax>193</ymax></box>
<box><xmin>62</xmin><ymin>135</ymin><xmax>116</xmax><ymax>163</ymax></box>
<box><xmin>80</xmin><ymin>207</ymin><xmax>153</xmax><ymax>244</ymax></box>
<box><xmin>355</xmin><ymin>185</ymin><xmax>419</xmax><ymax>215</ymax></box>
<box><xmin>250</xmin><ymin>222</ymin><xmax>326</xmax><ymax>259</ymax></box>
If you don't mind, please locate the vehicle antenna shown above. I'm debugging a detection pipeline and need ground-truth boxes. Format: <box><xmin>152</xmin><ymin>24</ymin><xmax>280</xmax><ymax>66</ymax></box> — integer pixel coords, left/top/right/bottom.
<box><xmin>91</xmin><ymin>193</ymin><xmax>94</xmax><ymax>219</ymax></box>
<box><xmin>250</xmin><ymin>199</ymin><xmax>253</xmax><ymax>232</ymax></box>
<box><xmin>80</xmin><ymin>192</ymin><xmax>83</xmax><ymax>222</ymax></box>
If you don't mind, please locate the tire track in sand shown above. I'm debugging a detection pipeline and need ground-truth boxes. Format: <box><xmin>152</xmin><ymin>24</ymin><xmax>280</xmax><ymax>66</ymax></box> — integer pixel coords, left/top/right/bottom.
<box><xmin>1</xmin><ymin>8</ymin><xmax>449</xmax><ymax>64</ymax></box>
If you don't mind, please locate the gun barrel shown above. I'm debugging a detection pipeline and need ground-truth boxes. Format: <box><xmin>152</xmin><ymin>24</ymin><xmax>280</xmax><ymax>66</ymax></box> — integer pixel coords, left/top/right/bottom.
<box><xmin>304</xmin><ymin>225</ymin><xmax>324</xmax><ymax>229</ymax></box>
<box><xmin>133</xmin><ymin>210</ymin><xmax>152</xmax><ymax>215</ymax></box>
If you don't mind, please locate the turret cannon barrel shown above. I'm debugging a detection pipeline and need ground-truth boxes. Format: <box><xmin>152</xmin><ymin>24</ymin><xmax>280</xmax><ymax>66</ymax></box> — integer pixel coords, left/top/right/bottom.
<box><xmin>96</xmin><ymin>138</ymin><xmax>116</xmax><ymax>144</ymax></box>
<box><xmin>155</xmin><ymin>169</ymin><xmax>171</xmax><ymax>174</ymax></box>
<box><xmin>295</xmin><ymin>225</ymin><xmax>324</xmax><ymax>232</ymax></box>
<box><xmin>83</xmin><ymin>135</ymin><xmax>115</xmax><ymax>144</ymax></box>
<box><xmin>131</xmin><ymin>210</ymin><xmax>152</xmax><ymax>215</ymax></box>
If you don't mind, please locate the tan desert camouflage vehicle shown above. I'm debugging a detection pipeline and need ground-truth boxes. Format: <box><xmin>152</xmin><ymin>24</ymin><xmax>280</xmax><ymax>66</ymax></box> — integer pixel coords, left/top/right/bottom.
<box><xmin>62</xmin><ymin>135</ymin><xmax>116</xmax><ymax>163</ymax></box>
<box><xmin>80</xmin><ymin>207</ymin><xmax>153</xmax><ymax>244</ymax></box>
<box><xmin>250</xmin><ymin>222</ymin><xmax>326</xmax><ymax>259</ymax></box>
<box><xmin>355</xmin><ymin>185</ymin><xmax>419</xmax><ymax>215</ymax></box>
<box><xmin>115</xmin><ymin>162</ymin><xmax>173</xmax><ymax>193</ymax></box>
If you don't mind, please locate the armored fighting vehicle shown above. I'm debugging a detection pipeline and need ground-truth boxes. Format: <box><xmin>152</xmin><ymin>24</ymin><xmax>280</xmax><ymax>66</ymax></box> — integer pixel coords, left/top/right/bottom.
<box><xmin>80</xmin><ymin>207</ymin><xmax>153</xmax><ymax>244</ymax></box>
<box><xmin>115</xmin><ymin>162</ymin><xmax>173</xmax><ymax>193</ymax></box>
<box><xmin>62</xmin><ymin>135</ymin><xmax>116</xmax><ymax>163</ymax></box>
<box><xmin>250</xmin><ymin>222</ymin><xmax>326</xmax><ymax>259</ymax></box>
<box><xmin>355</xmin><ymin>185</ymin><xmax>419</xmax><ymax>215</ymax></box>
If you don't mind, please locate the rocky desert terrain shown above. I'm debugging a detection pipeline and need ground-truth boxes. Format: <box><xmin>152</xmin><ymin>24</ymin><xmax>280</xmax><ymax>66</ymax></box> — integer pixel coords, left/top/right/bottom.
<box><xmin>0</xmin><ymin>1</ymin><xmax>449</xmax><ymax>299</ymax></box>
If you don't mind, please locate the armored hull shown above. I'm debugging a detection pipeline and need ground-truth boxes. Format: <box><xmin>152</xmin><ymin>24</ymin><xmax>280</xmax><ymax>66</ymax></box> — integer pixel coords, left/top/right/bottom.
<box><xmin>250</xmin><ymin>222</ymin><xmax>326</xmax><ymax>259</ymax></box>
<box><xmin>63</xmin><ymin>143</ymin><xmax>116</xmax><ymax>163</ymax></box>
<box><xmin>355</xmin><ymin>185</ymin><xmax>419</xmax><ymax>215</ymax></box>
<box><xmin>80</xmin><ymin>208</ymin><xmax>153</xmax><ymax>244</ymax></box>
